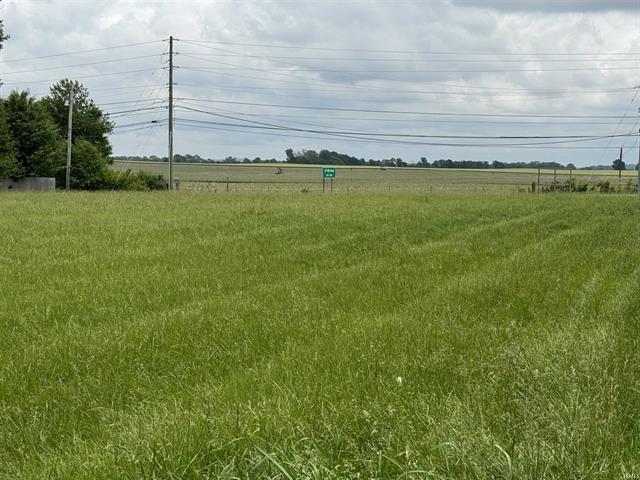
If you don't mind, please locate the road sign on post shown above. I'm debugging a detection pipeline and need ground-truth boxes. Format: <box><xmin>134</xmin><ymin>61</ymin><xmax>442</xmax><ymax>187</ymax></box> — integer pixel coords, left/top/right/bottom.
<box><xmin>323</xmin><ymin>168</ymin><xmax>336</xmax><ymax>179</ymax></box>
<box><xmin>322</xmin><ymin>168</ymin><xmax>336</xmax><ymax>192</ymax></box>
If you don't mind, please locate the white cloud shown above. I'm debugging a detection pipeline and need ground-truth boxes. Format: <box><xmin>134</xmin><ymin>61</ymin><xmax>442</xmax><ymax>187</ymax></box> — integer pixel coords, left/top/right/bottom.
<box><xmin>2</xmin><ymin>0</ymin><xmax>639</xmax><ymax>165</ymax></box>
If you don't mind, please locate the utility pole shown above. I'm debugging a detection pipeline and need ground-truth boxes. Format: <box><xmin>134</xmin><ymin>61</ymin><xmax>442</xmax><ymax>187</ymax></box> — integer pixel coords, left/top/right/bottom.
<box><xmin>637</xmin><ymin>129</ymin><xmax>640</xmax><ymax>194</ymax></box>
<box><xmin>168</xmin><ymin>35</ymin><xmax>174</xmax><ymax>190</ymax></box>
<box><xmin>65</xmin><ymin>86</ymin><xmax>74</xmax><ymax>191</ymax></box>
<box><xmin>618</xmin><ymin>147</ymin><xmax>623</xmax><ymax>191</ymax></box>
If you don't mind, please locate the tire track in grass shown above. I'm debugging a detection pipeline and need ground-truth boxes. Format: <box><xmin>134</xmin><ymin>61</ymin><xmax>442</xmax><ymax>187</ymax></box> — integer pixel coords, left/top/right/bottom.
<box><xmin>0</xmin><ymin>197</ymin><xmax>560</xmax><ymax>474</ymax></box>
<box><xmin>2</xmin><ymin>194</ymin><xmax>636</xmax><ymax>476</ymax></box>
<box><xmin>0</xmin><ymin>194</ymin><xmax>536</xmax><ymax>338</ymax></box>
<box><xmin>18</xmin><ymin>199</ymin><xmax>620</xmax><ymax>476</ymax></box>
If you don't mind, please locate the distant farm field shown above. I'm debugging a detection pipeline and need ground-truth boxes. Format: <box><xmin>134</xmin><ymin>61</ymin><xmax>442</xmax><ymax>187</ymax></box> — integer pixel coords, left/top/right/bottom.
<box><xmin>113</xmin><ymin>160</ymin><xmax>638</xmax><ymax>193</ymax></box>
<box><xmin>1</xmin><ymin>192</ymin><xmax>639</xmax><ymax>479</ymax></box>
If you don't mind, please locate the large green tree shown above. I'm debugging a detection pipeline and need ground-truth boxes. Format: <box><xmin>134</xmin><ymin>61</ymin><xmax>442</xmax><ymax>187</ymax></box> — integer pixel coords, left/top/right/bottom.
<box><xmin>3</xmin><ymin>90</ymin><xmax>63</xmax><ymax>178</ymax></box>
<box><xmin>42</xmin><ymin>79</ymin><xmax>114</xmax><ymax>159</ymax></box>
<box><xmin>0</xmin><ymin>101</ymin><xmax>18</xmax><ymax>179</ymax></box>
<box><xmin>612</xmin><ymin>148</ymin><xmax>625</xmax><ymax>171</ymax></box>
<box><xmin>0</xmin><ymin>1</ymin><xmax>8</xmax><ymax>51</ymax></box>
<box><xmin>55</xmin><ymin>139</ymin><xmax>108</xmax><ymax>190</ymax></box>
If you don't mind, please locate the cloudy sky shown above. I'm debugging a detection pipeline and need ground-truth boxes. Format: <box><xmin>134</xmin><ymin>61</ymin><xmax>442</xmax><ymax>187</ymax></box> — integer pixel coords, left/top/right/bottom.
<box><xmin>1</xmin><ymin>0</ymin><xmax>640</xmax><ymax>166</ymax></box>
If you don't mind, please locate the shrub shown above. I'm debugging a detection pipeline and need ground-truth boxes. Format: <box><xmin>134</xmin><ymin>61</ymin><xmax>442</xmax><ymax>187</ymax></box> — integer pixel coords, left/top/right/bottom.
<box><xmin>595</xmin><ymin>180</ymin><xmax>614</xmax><ymax>193</ymax></box>
<box><xmin>55</xmin><ymin>139</ymin><xmax>108</xmax><ymax>190</ymax></box>
<box><xmin>103</xmin><ymin>169</ymin><xmax>167</xmax><ymax>191</ymax></box>
<box><xmin>133</xmin><ymin>170</ymin><xmax>168</xmax><ymax>190</ymax></box>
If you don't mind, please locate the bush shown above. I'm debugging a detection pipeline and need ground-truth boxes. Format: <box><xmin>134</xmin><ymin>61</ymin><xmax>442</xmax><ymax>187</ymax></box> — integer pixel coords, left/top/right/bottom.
<box><xmin>134</xmin><ymin>170</ymin><xmax>168</xmax><ymax>190</ymax></box>
<box><xmin>103</xmin><ymin>169</ymin><xmax>167</xmax><ymax>191</ymax></box>
<box><xmin>595</xmin><ymin>180</ymin><xmax>614</xmax><ymax>193</ymax></box>
<box><xmin>55</xmin><ymin>139</ymin><xmax>108</xmax><ymax>189</ymax></box>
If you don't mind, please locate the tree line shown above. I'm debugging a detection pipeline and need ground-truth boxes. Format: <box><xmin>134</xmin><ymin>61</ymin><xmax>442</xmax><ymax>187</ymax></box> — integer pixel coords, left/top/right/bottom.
<box><xmin>117</xmin><ymin>148</ymin><xmax>621</xmax><ymax>171</ymax></box>
<box><xmin>111</xmin><ymin>154</ymin><xmax>279</xmax><ymax>164</ymax></box>
<box><xmin>284</xmin><ymin>149</ymin><xmax>579</xmax><ymax>169</ymax></box>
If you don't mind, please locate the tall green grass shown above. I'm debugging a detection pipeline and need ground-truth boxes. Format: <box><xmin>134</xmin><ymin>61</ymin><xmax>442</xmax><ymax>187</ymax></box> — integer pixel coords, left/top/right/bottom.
<box><xmin>0</xmin><ymin>192</ymin><xmax>638</xmax><ymax>479</ymax></box>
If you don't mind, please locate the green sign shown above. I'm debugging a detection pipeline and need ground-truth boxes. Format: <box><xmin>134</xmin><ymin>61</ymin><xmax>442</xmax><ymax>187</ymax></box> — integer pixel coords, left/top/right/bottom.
<box><xmin>323</xmin><ymin>168</ymin><xmax>336</xmax><ymax>179</ymax></box>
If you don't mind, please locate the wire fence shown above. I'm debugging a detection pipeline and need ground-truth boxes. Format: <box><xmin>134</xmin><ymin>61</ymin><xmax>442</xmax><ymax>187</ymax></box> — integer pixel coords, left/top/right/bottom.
<box><xmin>113</xmin><ymin>161</ymin><xmax>640</xmax><ymax>194</ymax></box>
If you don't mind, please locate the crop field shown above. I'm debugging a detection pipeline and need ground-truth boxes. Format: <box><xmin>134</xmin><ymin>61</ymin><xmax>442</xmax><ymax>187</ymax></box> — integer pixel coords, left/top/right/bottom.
<box><xmin>1</xmin><ymin>191</ymin><xmax>639</xmax><ymax>479</ymax></box>
<box><xmin>112</xmin><ymin>161</ymin><xmax>639</xmax><ymax>193</ymax></box>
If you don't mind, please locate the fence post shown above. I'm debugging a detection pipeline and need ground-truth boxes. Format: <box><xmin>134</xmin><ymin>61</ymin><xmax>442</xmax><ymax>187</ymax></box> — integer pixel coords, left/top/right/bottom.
<box><xmin>226</xmin><ymin>177</ymin><xmax>229</xmax><ymax>192</ymax></box>
<box><xmin>569</xmin><ymin>169</ymin><xmax>573</xmax><ymax>193</ymax></box>
<box><xmin>537</xmin><ymin>169</ymin><xmax>541</xmax><ymax>194</ymax></box>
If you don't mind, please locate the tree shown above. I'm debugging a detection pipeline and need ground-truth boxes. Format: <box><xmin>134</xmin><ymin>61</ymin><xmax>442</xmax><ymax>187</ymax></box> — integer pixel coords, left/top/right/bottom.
<box><xmin>0</xmin><ymin>101</ymin><xmax>18</xmax><ymax>180</ymax></box>
<box><xmin>0</xmin><ymin>1</ymin><xmax>9</xmax><ymax>51</ymax></box>
<box><xmin>285</xmin><ymin>148</ymin><xmax>295</xmax><ymax>162</ymax></box>
<box><xmin>55</xmin><ymin>139</ymin><xmax>108</xmax><ymax>190</ymax></box>
<box><xmin>3</xmin><ymin>90</ymin><xmax>63</xmax><ymax>178</ymax></box>
<box><xmin>41</xmin><ymin>79</ymin><xmax>114</xmax><ymax>159</ymax></box>
<box><xmin>612</xmin><ymin>149</ymin><xmax>625</xmax><ymax>171</ymax></box>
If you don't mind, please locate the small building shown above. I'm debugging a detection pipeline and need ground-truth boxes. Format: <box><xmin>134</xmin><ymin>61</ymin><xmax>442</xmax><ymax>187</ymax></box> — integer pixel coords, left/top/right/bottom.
<box><xmin>0</xmin><ymin>177</ymin><xmax>56</xmax><ymax>192</ymax></box>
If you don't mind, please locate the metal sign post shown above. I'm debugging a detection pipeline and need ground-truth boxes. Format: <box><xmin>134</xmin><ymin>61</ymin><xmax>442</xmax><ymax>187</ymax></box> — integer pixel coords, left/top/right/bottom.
<box><xmin>322</xmin><ymin>168</ymin><xmax>336</xmax><ymax>193</ymax></box>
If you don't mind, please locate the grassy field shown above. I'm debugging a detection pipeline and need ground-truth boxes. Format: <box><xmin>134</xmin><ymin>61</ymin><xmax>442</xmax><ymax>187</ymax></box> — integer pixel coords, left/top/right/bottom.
<box><xmin>1</xmin><ymin>191</ymin><xmax>639</xmax><ymax>479</ymax></box>
<box><xmin>113</xmin><ymin>161</ymin><xmax>639</xmax><ymax>193</ymax></box>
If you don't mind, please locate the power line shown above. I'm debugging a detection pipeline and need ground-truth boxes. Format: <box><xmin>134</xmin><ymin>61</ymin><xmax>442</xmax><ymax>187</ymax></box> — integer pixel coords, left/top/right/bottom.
<box><xmin>110</xmin><ymin>123</ymin><xmax>166</xmax><ymax>136</ymax></box>
<box><xmin>113</xmin><ymin>120</ymin><xmax>167</xmax><ymax>130</ymax></box>
<box><xmin>106</xmin><ymin>106</ymin><xmax>167</xmax><ymax>116</ymax></box>
<box><xmin>177</xmin><ymin>62</ymin><xmax>637</xmax><ymax>99</ymax></box>
<box><xmin>172</xmin><ymin>107</ymin><xmax>637</xmax><ymax>146</ymax></box>
<box><xmin>27</xmin><ymin>83</ymin><xmax>169</xmax><ymax>99</ymax></box>
<box><xmin>0</xmin><ymin>40</ymin><xmax>165</xmax><ymax>64</ymax></box>
<box><xmin>0</xmin><ymin>54</ymin><xmax>165</xmax><ymax>76</ymax></box>
<box><xmin>98</xmin><ymin>98</ymin><xmax>166</xmax><ymax>106</ymax></box>
<box><xmin>109</xmin><ymin>110</ymin><xmax>170</xmax><ymax>120</ymax></box>
<box><xmin>175</xmin><ymin>81</ymin><xmax>636</xmax><ymax>100</ymax></box>
<box><xmin>172</xmin><ymin>100</ymin><xmax>640</xmax><ymax>126</ymax></box>
<box><xmin>1</xmin><ymin>68</ymin><xmax>164</xmax><ymax>86</ymax></box>
<box><xmin>180</xmin><ymin>42</ymin><xmax>640</xmax><ymax>93</ymax></box>
<box><xmin>178</xmin><ymin>51</ymin><xmax>640</xmax><ymax>64</ymax></box>
<box><xmin>173</xmin><ymin>97</ymin><xmax>635</xmax><ymax>119</ymax></box>
<box><xmin>173</xmin><ymin>121</ymin><xmax>634</xmax><ymax>149</ymax></box>
<box><xmin>174</xmin><ymin>105</ymin><xmax>636</xmax><ymax>140</ymax></box>
<box><xmin>181</xmin><ymin>62</ymin><xmax>640</xmax><ymax>74</ymax></box>
<box><xmin>178</xmin><ymin>38</ymin><xmax>640</xmax><ymax>56</ymax></box>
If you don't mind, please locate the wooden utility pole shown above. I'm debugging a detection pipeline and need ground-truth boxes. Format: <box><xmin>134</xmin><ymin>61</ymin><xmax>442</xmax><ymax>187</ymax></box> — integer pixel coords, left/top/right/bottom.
<box><xmin>65</xmin><ymin>86</ymin><xmax>74</xmax><ymax>191</ymax></box>
<box><xmin>618</xmin><ymin>147</ymin><xmax>623</xmax><ymax>191</ymax></box>
<box><xmin>168</xmin><ymin>36</ymin><xmax>174</xmax><ymax>190</ymax></box>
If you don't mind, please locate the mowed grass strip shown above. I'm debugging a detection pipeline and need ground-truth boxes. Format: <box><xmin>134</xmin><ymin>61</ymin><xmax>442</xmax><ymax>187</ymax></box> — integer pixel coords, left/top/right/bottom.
<box><xmin>0</xmin><ymin>192</ymin><xmax>638</xmax><ymax>479</ymax></box>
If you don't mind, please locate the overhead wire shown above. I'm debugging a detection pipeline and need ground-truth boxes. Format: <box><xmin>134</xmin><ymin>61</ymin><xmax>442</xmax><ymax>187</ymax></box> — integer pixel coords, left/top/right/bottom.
<box><xmin>178</xmin><ymin>38</ymin><xmax>640</xmax><ymax>56</ymax></box>
<box><xmin>181</xmin><ymin>60</ymin><xmax>640</xmax><ymax>74</ymax></box>
<box><xmin>174</xmin><ymin>121</ymin><xmax>634</xmax><ymax>149</ymax></box>
<box><xmin>173</xmin><ymin>97</ymin><xmax>635</xmax><ymax>119</ymax></box>
<box><xmin>177</xmin><ymin>51</ymin><xmax>640</xmax><ymax>64</ymax></box>
<box><xmin>174</xmin><ymin>104</ymin><xmax>636</xmax><ymax>140</ymax></box>
<box><xmin>0</xmin><ymin>54</ymin><xmax>166</xmax><ymax>76</ymax></box>
<box><xmin>1</xmin><ymin>68</ymin><xmax>164</xmax><ymax>87</ymax></box>
<box><xmin>173</xmin><ymin>106</ymin><xmax>639</xmax><ymax>149</ymax></box>
<box><xmin>172</xmin><ymin>99</ymin><xmax>640</xmax><ymax>126</ymax></box>
<box><xmin>0</xmin><ymin>40</ymin><xmax>166</xmax><ymax>64</ymax></box>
